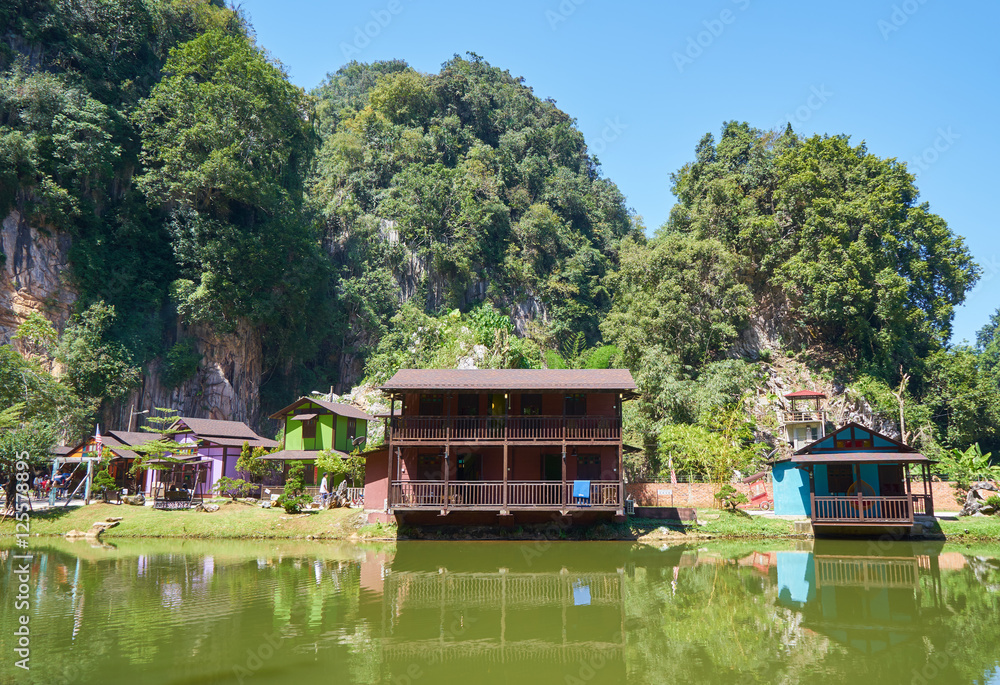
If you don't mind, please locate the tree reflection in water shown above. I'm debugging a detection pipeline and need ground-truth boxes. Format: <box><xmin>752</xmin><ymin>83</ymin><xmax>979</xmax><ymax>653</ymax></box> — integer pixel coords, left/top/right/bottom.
<box><xmin>0</xmin><ymin>539</ymin><xmax>999</xmax><ymax>684</ymax></box>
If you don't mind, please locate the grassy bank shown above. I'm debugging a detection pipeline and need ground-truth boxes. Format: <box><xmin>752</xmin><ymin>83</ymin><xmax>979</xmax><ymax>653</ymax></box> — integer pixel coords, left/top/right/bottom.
<box><xmin>6</xmin><ymin>502</ymin><xmax>997</xmax><ymax>541</ymax></box>
<box><xmin>1</xmin><ymin>501</ymin><xmax>393</xmax><ymax>540</ymax></box>
<box><xmin>934</xmin><ymin>516</ymin><xmax>1000</xmax><ymax>541</ymax></box>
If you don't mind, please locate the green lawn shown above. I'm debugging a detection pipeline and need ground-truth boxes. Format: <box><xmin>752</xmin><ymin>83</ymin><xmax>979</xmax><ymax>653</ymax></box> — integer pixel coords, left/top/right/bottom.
<box><xmin>934</xmin><ymin>515</ymin><xmax>1000</xmax><ymax>541</ymax></box>
<box><xmin>627</xmin><ymin>510</ymin><xmax>799</xmax><ymax>541</ymax></box>
<box><xmin>0</xmin><ymin>501</ymin><xmax>392</xmax><ymax>540</ymax></box>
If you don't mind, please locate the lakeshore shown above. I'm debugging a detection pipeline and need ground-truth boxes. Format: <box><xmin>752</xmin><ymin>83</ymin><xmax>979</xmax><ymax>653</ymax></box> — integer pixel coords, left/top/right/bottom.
<box><xmin>3</xmin><ymin>500</ymin><xmax>997</xmax><ymax>541</ymax></box>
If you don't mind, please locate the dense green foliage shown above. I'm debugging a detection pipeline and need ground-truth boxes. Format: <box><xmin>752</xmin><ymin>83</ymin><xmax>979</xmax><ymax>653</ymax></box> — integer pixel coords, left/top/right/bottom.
<box><xmin>2</xmin><ymin>4</ymin><xmax>996</xmax><ymax>481</ymax></box>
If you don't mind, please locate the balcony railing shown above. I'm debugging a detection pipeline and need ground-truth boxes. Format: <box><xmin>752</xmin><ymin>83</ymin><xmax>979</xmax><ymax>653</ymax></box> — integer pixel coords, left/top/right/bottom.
<box><xmin>390</xmin><ymin>416</ymin><xmax>621</xmax><ymax>443</ymax></box>
<box><xmin>811</xmin><ymin>495</ymin><xmax>928</xmax><ymax>525</ymax></box>
<box><xmin>389</xmin><ymin>480</ymin><xmax>623</xmax><ymax>511</ymax></box>
<box><xmin>782</xmin><ymin>410</ymin><xmax>826</xmax><ymax>423</ymax></box>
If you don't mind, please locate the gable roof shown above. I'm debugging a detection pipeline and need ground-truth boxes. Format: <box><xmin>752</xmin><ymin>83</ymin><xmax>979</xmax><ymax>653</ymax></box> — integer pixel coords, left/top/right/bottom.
<box><xmin>173</xmin><ymin>417</ymin><xmax>261</xmax><ymax>439</ymax></box>
<box><xmin>380</xmin><ymin>369</ymin><xmax>638</xmax><ymax>393</ymax></box>
<box><xmin>794</xmin><ymin>422</ymin><xmax>916</xmax><ymax>455</ymax></box>
<box><xmin>169</xmin><ymin>417</ymin><xmax>276</xmax><ymax>448</ymax></box>
<box><xmin>269</xmin><ymin>396</ymin><xmax>374</xmax><ymax>422</ymax></box>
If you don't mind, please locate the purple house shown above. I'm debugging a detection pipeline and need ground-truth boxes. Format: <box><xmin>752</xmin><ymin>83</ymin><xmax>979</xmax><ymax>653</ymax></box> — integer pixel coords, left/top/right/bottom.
<box><xmin>144</xmin><ymin>417</ymin><xmax>277</xmax><ymax>496</ymax></box>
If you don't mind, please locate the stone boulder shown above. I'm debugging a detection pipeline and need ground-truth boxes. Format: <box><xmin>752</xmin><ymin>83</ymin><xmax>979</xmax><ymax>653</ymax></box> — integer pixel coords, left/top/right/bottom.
<box><xmin>122</xmin><ymin>494</ymin><xmax>145</xmax><ymax>506</ymax></box>
<box><xmin>195</xmin><ymin>503</ymin><xmax>220</xmax><ymax>513</ymax></box>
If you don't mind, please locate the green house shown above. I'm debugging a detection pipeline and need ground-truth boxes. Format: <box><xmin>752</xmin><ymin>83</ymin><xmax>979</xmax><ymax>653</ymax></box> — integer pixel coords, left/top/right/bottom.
<box><xmin>261</xmin><ymin>397</ymin><xmax>374</xmax><ymax>486</ymax></box>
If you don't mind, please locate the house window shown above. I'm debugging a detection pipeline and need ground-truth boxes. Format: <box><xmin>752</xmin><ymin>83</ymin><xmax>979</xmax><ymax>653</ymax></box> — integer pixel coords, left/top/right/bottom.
<box><xmin>521</xmin><ymin>394</ymin><xmax>542</xmax><ymax>416</ymax></box>
<box><xmin>827</xmin><ymin>464</ymin><xmax>854</xmax><ymax>495</ymax></box>
<box><xmin>564</xmin><ymin>393</ymin><xmax>587</xmax><ymax>416</ymax></box>
<box><xmin>879</xmin><ymin>464</ymin><xmax>905</xmax><ymax>496</ymax></box>
<box><xmin>302</xmin><ymin>418</ymin><xmax>316</xmax><ymax>441</ymax></box>
<box><xmin>347</xmin><ymin>418</ymin><xmax>357</xmax><ymax>445</ymax></box>
<box><xmin>420</xmin><ymin>394</ymin><xmax>444</xmax><ymax>416</ymax></box>
<box><xmin>576</xmin><ymin>454</ymin><xmax>601</xmax><ymax>480</ymax></box>
<box><xmin>457</xmin><ymin>394</ymin><xmax>480</xmax><ymax>416</ymax></box>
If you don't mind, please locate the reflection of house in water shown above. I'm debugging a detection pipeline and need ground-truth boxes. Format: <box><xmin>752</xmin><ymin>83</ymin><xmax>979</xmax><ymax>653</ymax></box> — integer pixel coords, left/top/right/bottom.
<box><xmin>366</xmin><ymin>543</ymin><xmax>626</xmax><ymax>683</ymax></box>
<box><xmin>775</xmin><ymin>541</ymin><xmax>951</xmax><ymax>654</ymax></box>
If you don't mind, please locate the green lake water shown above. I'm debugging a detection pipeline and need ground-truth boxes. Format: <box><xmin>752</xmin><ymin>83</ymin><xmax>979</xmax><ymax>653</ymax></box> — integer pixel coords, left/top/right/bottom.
<box><xmin>1</xmin><ymin>537</ymin><xmax>999</xmax><ymax>684</ymax></box>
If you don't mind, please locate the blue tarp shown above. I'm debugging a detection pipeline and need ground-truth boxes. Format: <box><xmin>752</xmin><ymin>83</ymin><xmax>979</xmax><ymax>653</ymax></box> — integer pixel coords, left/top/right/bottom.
<box><xmin>573</xmin><ymin>480</ymin><xmax>590</xmax><ymax>498</ymax></box>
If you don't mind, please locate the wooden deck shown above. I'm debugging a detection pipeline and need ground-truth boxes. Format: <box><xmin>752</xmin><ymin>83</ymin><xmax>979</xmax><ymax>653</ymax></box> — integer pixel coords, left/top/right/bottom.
<box><xmin>389</xmin><ymin>480</ymin><xmax>623</xmax><ymax>512</ymax></box>
<box><xmin>391</xmin><ymin>416</ymin><xmax>620</xmax><ymax>444</ymax></box>
<box><xmin>810</xmin><ymin>494</ymin><xmax>932</xmax><ymax>526</ymax></box>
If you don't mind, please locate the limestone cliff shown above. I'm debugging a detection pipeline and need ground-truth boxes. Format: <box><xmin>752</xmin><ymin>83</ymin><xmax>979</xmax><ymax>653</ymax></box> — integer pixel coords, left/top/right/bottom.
<box><xmin>0</xmin><ymin>210</ymin><xmax>77</xmax><ymax>353</ymax></box>
<box><xmin>1</xmin><ymin>210</ymin><xmax>262</xmax><ymax>429</ymax></box>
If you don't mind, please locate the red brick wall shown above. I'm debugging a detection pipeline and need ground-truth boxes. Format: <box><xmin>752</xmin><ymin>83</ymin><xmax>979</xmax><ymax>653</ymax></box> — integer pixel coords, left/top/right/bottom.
<box><xmin>627</xmin><ymin>480</ymin><xmax>964</xmax><ymax>512</ymax></box>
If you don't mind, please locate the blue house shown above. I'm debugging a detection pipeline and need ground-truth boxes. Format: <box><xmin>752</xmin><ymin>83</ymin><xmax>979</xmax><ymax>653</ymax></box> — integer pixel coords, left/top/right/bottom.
<box><xmin>771</xmin><ymin>422</ymin><xmax>935</xmax><ymax>535</ymax></box>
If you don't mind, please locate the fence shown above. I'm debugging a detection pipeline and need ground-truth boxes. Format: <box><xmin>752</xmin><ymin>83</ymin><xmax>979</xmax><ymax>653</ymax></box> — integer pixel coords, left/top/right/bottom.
<box><xmin>628</xmin><ymin>479</ymin><xmax>964</xmax><ymax>512</ymax></box>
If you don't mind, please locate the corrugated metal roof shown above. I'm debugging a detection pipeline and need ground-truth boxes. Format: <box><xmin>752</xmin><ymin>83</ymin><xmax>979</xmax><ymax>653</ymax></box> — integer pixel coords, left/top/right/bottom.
<box><xmin>269</xmin><ymin>397</ymin><xmax>374</xmax><ymax>421</ymax></box>
<box><xmin>790</xmin><ymin>452</ymin><xmax>931</xmax><ymax>464</ymax></box>
<box><xmin>381</xmin><ymin>369</ymin><xmax>637</xmax><ymax>392</ymax></box>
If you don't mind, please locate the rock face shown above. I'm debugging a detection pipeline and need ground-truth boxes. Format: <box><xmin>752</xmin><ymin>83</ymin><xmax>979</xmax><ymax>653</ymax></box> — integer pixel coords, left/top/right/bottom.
<box><xmin>1</xmin><ymin>209</ymin><xmax>263</xmax><ymax>429</ymax></box>
<box><xmin>112</xmin><ymin>318</ymin><xmax>263</xmax><ymax>430</ymax></box>
<box><xmin>0</xmin><ymin>210</ymin><xmax>77</xmax><ymax>351</ymax></box>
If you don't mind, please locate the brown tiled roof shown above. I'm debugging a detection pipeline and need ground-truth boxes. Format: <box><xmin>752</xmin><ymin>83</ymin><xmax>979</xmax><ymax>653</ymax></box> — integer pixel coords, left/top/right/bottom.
<box><xmin>106</xmin><ymin>430</ymin><xmax>164</xmax><ymax>446</ymax></box>
<box><xmin>381</xmin><ymin>369</ymin><xmax>637</xmax><ymax>392</ymax></box>
<box><xmin>173</xmin><ymin>417</ymin><xmax>264</xmax><ymax>440</ymax></box>
<box><xmin>269</xmin><ymin>396</ymin><xmax>374</xmax><ymax>421</ymax></box>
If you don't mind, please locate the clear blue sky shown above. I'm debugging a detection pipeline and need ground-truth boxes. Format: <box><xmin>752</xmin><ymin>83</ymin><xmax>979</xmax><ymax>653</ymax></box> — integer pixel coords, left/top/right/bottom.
<box><xmin>240</xmin><ymin>0</ymin><xmax>999</xmax><ymax>344</ymax></box>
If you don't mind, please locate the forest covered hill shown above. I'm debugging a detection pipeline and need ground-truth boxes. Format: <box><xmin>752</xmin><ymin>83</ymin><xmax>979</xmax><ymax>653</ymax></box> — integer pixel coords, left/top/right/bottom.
<box><xmin>1</xmin><ymin>0</ymin><xmax>998</xmax><ymax>481</ymax></box>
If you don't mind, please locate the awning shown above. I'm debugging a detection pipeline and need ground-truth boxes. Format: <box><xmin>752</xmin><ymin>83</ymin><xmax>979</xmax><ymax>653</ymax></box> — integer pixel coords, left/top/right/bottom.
<box><xmin>289</xmin><ymin>413</ymin><xmax>318</xmax><ymax>422</ymax></box>
<box><xmin>791</xmin><ymin>452</ymin><xmax>932</xmax><ymax>465</ymax></box>
<box><xmin>258</xmin><ymin>450</ymin><xmax>350</xmax><ymax>461</ymax></box>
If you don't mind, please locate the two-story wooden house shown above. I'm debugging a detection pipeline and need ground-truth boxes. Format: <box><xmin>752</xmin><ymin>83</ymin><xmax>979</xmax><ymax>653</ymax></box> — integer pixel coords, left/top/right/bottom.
<box><xmin>364</xmin><ymin>369</ymin><xmax>637</xmax><ymax>524</ymax></box>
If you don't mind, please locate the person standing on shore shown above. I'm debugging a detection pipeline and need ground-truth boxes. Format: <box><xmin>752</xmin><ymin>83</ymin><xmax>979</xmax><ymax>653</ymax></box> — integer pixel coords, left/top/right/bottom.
<box><xmin>319</xmin><ymin>473</ymin><xmax>330</xmax><ymax>508</ymax></box>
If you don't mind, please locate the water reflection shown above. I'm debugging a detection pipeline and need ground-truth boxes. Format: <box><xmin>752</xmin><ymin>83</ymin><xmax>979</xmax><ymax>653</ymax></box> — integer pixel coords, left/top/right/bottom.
<box><xmin>0</xmin><ymin>539</ymin><xmax>999</xmax><ymax>684</ymax></box>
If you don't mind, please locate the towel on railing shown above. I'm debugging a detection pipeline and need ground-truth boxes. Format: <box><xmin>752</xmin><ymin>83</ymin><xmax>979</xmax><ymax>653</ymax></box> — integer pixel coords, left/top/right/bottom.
<box><xmin>573</xmin><ymin>480</ymin><xmax>590</xmax><ymax>499</ymax></box>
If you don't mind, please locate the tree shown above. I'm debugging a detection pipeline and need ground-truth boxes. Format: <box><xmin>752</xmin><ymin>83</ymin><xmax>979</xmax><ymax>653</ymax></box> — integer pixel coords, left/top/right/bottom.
<box><xmin>214</xmin><ymin>476</ymin><xmax>252</xmax><ymax>501</ymax></box>
<box><xmin>276</xmin><ymin>461</ymin><xmax>312</xmax><ymax>513</ymax></box>
<box><xmin>316</xmin><ymin>449</ymin><xmax>366</xmax><ymax>487</ymax></box>
<box><xmin>55</xmin><ymin>302</ymin><xmax>142</xmax><ymax>402</ymax></box>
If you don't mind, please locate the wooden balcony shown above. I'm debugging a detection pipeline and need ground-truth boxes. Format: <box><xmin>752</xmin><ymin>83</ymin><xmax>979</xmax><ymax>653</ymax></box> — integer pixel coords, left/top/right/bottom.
<box><xmin>810</xmin><ymin>494</ymin><xmax>932</xmax><ymax>526</ymax></box>
<box><xmin>389</xmin><ymin>480</ymin><xmax>624</xmax><ymax>512</ymax></box>
<box><xmin>390</xmin><ymin>415</ymin><xmax>621</xmax><ymax>444</ymax></box>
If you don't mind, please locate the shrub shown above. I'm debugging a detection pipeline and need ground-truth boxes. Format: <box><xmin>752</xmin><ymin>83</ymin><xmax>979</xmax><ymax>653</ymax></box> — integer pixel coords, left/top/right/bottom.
<box><xmin>714</xmin><ymin>483</ymin><xmax>748</xmax><ymax>512</ymax></box>
<box><xmin>277</xmin><ymin>461</ymin><xmax>312</xmax><ymax>513</ymax></box>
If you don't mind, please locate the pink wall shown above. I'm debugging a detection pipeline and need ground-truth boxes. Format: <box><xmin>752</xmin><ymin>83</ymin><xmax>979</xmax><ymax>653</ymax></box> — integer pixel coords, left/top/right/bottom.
<box><xmin>364</xmin><ymin>448</ymin><xmax>389</xmax><ymax>511</ymax></box>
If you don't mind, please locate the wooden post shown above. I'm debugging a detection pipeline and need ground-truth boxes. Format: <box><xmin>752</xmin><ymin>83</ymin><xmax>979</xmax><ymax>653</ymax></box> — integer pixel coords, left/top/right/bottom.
<box><xmin>561</xmin><ymin>446</ymin><xmax>567</xmax><ymax>511</ymax></box>
<box><xmin>388</xmin><ymin>395</ymin><xmax>396</xmax><ymax>509</ymax></box>
<box><xmin>502</xmin><ymin>443</ymin><xmax>509</xmax><ymax>515</ymax></box>
<box><xmin>924</xmin><ymin>464</ymin><xmax>934</xmax><ymax>516</ymax></box>
<box><xmin>442</xmin><ymin>445</ymin><xmax>449</xmax><ymax>515</ymax></box>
